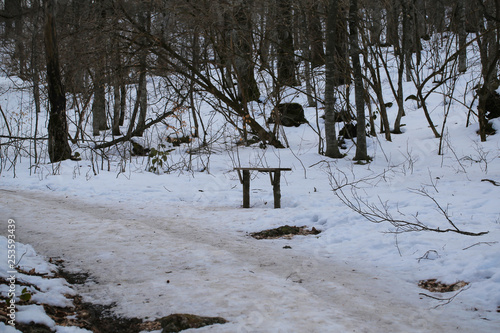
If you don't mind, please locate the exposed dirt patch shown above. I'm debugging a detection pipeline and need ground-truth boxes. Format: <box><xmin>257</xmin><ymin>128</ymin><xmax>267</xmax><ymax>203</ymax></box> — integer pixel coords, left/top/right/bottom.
<box><xmin>418</xmin><ymin>279</ymin><xmax>469</xmax><ymax>293</ymax></box>
<box><xmin>250</xmin><ymin>225</ymin><xmax>321</xmax><ymax>239</ymax></box>
<box><xmin>1</xmin><ymin>265</ymin><xmax>227</xmax><ymax>333</ymax></box>
<box><xmin>160</xmin><ymin>313</ymin><xmax>227</xmax><ymax>332</ymax></box>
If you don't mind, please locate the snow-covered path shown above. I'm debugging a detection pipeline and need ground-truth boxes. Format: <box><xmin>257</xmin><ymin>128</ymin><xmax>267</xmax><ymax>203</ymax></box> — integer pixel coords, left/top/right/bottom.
<box><xmin>0</xmin><ymin>188</ymin><xmax>488</xmax><ymax>332</ymax></box>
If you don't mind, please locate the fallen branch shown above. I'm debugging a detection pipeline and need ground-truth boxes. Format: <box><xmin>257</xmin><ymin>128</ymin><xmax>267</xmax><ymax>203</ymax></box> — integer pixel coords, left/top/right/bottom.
<box><xmin>419</xmin><ymin>285</ymin><xmax>470</xmax><ymax>308</ymax></box>
<box><xmin>481</xmin><ymin>179</ymin><xmax>500</xmax><ymax>186</ymax></box>
<box><xmin>462</xmin><ymin>241</ymin><xmax>498</xmax><ymax>250</ymax></box>
<box><xmin>328</xmin><ymin>170</ymin><xmax>489</xmax><ymax>236</ymax></box>
<box><xmin>93</xmin><ymin>110</ymin><xmax>175</xmax><ymax>150</ymax></box>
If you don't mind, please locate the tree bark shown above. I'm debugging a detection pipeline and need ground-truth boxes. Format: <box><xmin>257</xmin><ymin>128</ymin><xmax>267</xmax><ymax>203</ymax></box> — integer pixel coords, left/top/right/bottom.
<box><xmin>135</xmin><ymin>8</ymin><xmax>150</xmax><ymax>136</ymax></box>
<box><xmin>307</xmin><ymin>1</ymin><xmax>325</xmax><ymax>68</ymax></box>
<box><xmin>324</xmin><ymin>0</ymin><xmax>343</xmax><ymax>159</ymax></box>
<box><xmin>276</xmin><ymin>0</ymin><xmax>298</xmax><ymax>87</ymax></box>
<box><xmin>92</xmin><ymin>81</ymin><xmax>106</xmax><ymax>136</ymax></box>
<box><xmin>386</xmin><ymin>0</ymin><xmax>399</xmax><ymax>47</ymax></box>
<box><xmin>458</xmin><ymin>0</ymin><xmax>467</xmax><ymax>73</ymax></box>
<box><xmin>349</xmin><ymin>0</ymin><xmax>369</xmax><ymax>161</ymax></box>
<box><xmin>233</xmin><ymin>0</ymin><xmax>260</xmax><ymax>102</ymax></box>
<box><xmin>477</xmin><ymin>0</ymin><xmax>500</xmax><ymax>142</ymax></box>
<box><xmin>44</xmin><ymin>0</ymin><xmax>72</xmax><ymax>163</ymax></box>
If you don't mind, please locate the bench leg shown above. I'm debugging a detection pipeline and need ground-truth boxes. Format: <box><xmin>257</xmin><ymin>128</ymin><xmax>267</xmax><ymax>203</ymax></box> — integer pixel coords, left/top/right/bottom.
<box><xmin>242</xmin><ymin>170</ymin><xmax>250</xmax><ymax>208</ymax></box>
<box><xmin>272</xmin><ymin>171</ymin><xmax>281</xmax><ymax>208</ymax></box>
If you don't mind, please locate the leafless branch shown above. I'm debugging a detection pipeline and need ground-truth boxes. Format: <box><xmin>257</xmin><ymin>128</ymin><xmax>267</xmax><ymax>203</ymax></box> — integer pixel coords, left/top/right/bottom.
<box><xmin>419</xmin><ymin>285</ymin><xmax>471</xmax><ymax>308</ymax></box>
<box><xmin>328</xmin><ymin>169</ymin><xmax>489</xmax><ymax>236</ymax></box>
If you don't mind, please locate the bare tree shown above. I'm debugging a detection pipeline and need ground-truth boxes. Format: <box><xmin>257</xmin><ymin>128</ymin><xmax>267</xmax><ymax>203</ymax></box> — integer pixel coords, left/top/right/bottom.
<box><xmin>233</xmin><ymin>0</ymin><xmax>260</xmax><ymax>102</ymax></box>
<box><xmin>458</xmin><ymin>0</ymin><xmax>467</xmax><ymax>73</ymax></box>
<box><xmin>476</xmin><ymin>0</ymin><xmax>500</xmax><ymax>142</ymax></box>
<box><xmin>276</xmin><ymin>0</ymin><xmax>298</xmax><ymax>87</ymax></box>
<box><xmin>324</xmin><ymin>0</ymin><xmax>344</xmax><ymax>158</ymax></box>
<box><xmin>349</xmin><ymin>0</ymin><xmax>370</xmax><ymax>161</ymax></box>
<box><xmin>44</xmin><ymin>0</ymin><xmax>72</xmax><ymax>162</ymax></box>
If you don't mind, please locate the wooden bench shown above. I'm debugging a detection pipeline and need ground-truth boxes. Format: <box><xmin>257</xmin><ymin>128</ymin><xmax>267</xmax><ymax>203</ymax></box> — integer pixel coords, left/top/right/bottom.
<box><xmin>234</xmin><ymin>167</ymin><xmax>292</xmax><ymax>208</ymax></box>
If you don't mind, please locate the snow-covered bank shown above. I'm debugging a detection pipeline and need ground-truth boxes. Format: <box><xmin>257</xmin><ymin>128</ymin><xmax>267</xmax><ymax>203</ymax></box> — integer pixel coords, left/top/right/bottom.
<box><xmin>0</xmin><ymin>234</ymin><xmax>92</xmax><ymax>332</ymax></box>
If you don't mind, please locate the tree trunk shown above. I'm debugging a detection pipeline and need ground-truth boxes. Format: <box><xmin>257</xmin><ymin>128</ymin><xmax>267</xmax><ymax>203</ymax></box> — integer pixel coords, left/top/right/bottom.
<box><xmin>368</xmin><ymin>3</ymin><xmax>382</xmax><ymax>45</ymax></box>
<box><xmin>92</xmin><ymin>80</ymin><xmax>106</xmax><ymax>136</ymax></box>
<box><xmin>234</xmin><ymin>0</ymin><xmax>260</xmax><ymax>102</ymax></box>
<box><xmin>136</xmin><ymin>68</ymin><xmax>148</xmax><ymax>135</ymax></box>
<box><xmin>277</xmin><ymin>0</ymin><xmax>298</xmax><ymax>87</ymax></box>
<box><xmin>349</xmin><ymin>0</ymin><xmax>369</xmax><ymax>161</ymax></box>
<box><xmin>458</xmin><ymin>0</ymin><xmax>467</xmax><ymax>73</ymax></box>
<box><xmin>119</xmin><ymin>84</ymin><xmax>126</xmax><ymax>126</ymax></box>
<box><xmin>113</xmin><ymin>84</ymin><xmax>121</xmax><ymax>136</ymax></box>
<box><xmin>324</xmin><ymin>0</ymin><xmax>343</xmax><ymax>159</ymax></box>
<box><xmin>44</xmin><ymin>0</ymin><xmax>72</xmax><ymax>163</ymax></box>
<box><xmin>112</xmin><ymin>8</ymin><xmax>122</xmax><ymax>136</ymax></box>
<box><xmin>91</xmin><ymin>1</ymin><xmax>108</xmax><ymax>136</ymax></box>
<box><xmin>257</xmin><ymin>3</ymin><xmax>271</xmax><ymax>70</ymax></box>
<box><xmin>333</xmin><ymin>6</ymin><xmax>349</xmax><ymax>86</ymax></box>
<box><xmin>307</xmin><ymin>1</ymin><xmax>325</xmax><ymax>68</ymax></box>
<box><xmin>402</xmin><ymin>0</ymin><xmax>413</xmax><ymax>82</ymax></box>
<box><xmin>135</xmin><ymin>8</ymin><xmax>150</xmax><ymax>136</ymax></box>
<box><xmin>190</xmin><ymin>29</ymin><xmax>200</xmax><ymax>138</ymax></box>
<box><xmin>477</xmin><ymin>0</ymin><xmax>500</xmax><ymax>142</ymax></box>
<box><xmin>386</xmin><ymin>0</ymin><xmax>399</xmax><ymax>47</ymax></box>
<box><xmin>393</xmin><ymin>50</ymin><xmax>405</xmax><ymax>134</ymax></box>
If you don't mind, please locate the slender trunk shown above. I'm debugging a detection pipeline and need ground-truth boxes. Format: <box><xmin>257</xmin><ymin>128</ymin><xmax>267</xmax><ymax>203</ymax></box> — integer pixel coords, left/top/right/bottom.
<box><xmin>44</xmin><ymin>0</ymin><xmax>72</xmax><ymax>163</ymax></box>
<box><xmin>324</xmin><ymin>0</ymin><xmax>343</xmax><ymax>158</ymax></box>
<box><xmin>386</xmin><ymin>0</ymin><xmax>399</xmax><ymax>47</ymax></box>
<box><xmin>136</xmin><ymin>69</ymin><xmax>148</xmax><ymax>135</ymax></box>
<box><xmin>234</xmin><ymin>0</ymin><xmax>260</xmax><ymax>102</ymax></box>
<box><xmin>476</xmin><ymin>0</ymin><xmax>500</xmax><ymax>141</ymax></box>
<box><xmin>393</xmin><ymin>28</ymin><xmax>405</xmax><ymax>134</ymax></box>
<box><xmin>458</xmin><ymin>0</ymin><xmax>467</xmax><ymax>73</ymax></box>
<box><xmin>113</xmin><ymin>84</ymin><xmax>121</xmax><ymax>136</ymax></box>
<box><xmin>300</xmin><ymin>3</ymin><xmax>317</xmax><ymax>107</ymax></box>
<box><xmin>402</xmin><ymin>0</ymin><xmax>413</xmax><ymax>82</ymax></box>
<box><xmin>112</xmin><ymin>12</ymin><xmax>122</xmax><ymax>136</ymax></box>
<box><xmin>364</xmin><ymin>49</ymin><xmax>391</xmax><ymax>141</ymax></box>
<box><xmin>308</xmin><ymin>2</ymin><xmax>325</xmax><ymax>68</ymax></box>
<box><xmin>92</xmin><ymin>81</ymin><xmax>106</xmax><ymax>136</ymax></box>
<box><xmin>190</xmin><ymin>29</ymin><xmax>200</xmax><ymax>138</ymax></box>
<box><xmin>277</xmin><ymin>0</ymin><xmax>298</xmax><ymax>87</ymax></box>
<box><xmin>119</xmin><ymin>85</ymin><xmax>126</xmax><ymax>126</ymax></box>
<box><xmin>368</xmin><ymin>5</ymin><xmax>382</xmax><ymax>45</ymax></box>
<box><xmin>32</xmin><ymin>4</ymin><xmax>41</xmax><ymax>163</ymax></box>
<box><xmin>135</xmin><ymin>9</ymin><xmax>150</xmax><ymax>136</ymax></box>
<box><xmin>334</xmin><ymin>7</ymin><xmax>349</xmax><ymax>86</ymax></box>
<box><xmin>349</xmin><ymin>0</ymin><xmax>369</xmax><ymax>161</ymax></box>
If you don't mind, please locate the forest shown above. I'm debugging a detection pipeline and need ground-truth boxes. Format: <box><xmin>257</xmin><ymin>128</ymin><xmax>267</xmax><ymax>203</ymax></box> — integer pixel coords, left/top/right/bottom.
<box><xmin>2</xmin><ymin>1</ymin><xmax>500</xmax><ymax>332</ymax></box>
<box><xmin>0</xmin><ymin>0</ymin><xmax>498</xmax><ymax>169</ymax></box>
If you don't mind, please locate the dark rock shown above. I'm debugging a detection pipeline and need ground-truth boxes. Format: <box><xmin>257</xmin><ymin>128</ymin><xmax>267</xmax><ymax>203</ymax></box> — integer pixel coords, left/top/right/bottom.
<box><xmin>333</xmin><ymin>110</ymin><xmax>353</xmax><ymax>123</ymax></box>
<box><xmin>319</xmin><ymin>110</ymin><xmax>353</xmax><ymax>123</ymax></box>
<box><xmin>485</xmin><ymin>90</ymin><xmax>500</xmax><ymax>119</ymax></box>
<box><xmin>268</xmin><ymin>103</ymin><xmax>307</xmax><ymax>127</ymax></box>
<box><xmin>160</xmin><ymin>313</ymin><xmax>227</xmax><ymax>332</ymax></box>
<box><xmin>339</xmin><ymin>123</ymin><xmax>357</xmax><ymax>139</ymax></box>
<box><xmin>131</xmin><ymin>140</ymin><xmax>150</xmax><ymax>156</ymax></box>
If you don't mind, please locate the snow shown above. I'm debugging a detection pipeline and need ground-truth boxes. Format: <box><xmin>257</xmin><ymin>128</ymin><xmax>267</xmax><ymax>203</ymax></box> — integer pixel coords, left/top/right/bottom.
<box><xmin>55</xmin><ymin>327</ymin><xmax>92</xmax><ymax>333</ymax></box>
<box><xmin>16</xmin><ymin>304</ymin><xmax>56</xmax><ymax>328</ymax></box>
<box><xmin>1</xmin><ymin>38</ymin><xmax>500</xmax><ymax>332</ymax></box>
<box><xmin>0</xmin><ymin>323</ymin><xmax>22</xmax><ymax>333</ymax></box>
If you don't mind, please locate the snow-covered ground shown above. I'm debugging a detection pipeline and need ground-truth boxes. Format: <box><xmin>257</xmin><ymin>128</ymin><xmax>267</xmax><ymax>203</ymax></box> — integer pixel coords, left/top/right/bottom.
<box><xmin>1</xmin><ymin>111</ymin><xmax>500</xmax><ymax>331</ymax></box>
<box><xmin>1</xmin><ymin>39</ymin><xmax>500</xmax><ymax>331</ymax></box>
